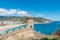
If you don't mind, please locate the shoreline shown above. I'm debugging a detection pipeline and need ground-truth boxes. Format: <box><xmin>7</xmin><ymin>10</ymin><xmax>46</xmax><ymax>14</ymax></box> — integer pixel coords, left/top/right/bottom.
<box><xmin>35</xmin><ymin>22</ymin><xmax>50</xmax><ymax>24</ymax></box>
<box><xmin>0</xmin><ymin>24</ymin><xmax>26</xmax><ymax>31</ymax></box>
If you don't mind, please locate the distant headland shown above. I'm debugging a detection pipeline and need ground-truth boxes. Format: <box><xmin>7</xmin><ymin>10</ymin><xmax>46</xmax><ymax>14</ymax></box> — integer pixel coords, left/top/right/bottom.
<box><xmin>0</xmin><ymin>16</ymin><xmax>52</xmax><ymax>26</ymax></box>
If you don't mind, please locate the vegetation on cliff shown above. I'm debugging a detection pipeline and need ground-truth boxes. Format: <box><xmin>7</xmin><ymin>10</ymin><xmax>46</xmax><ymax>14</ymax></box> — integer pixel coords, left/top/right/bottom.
<box><xmin>0</xmin><ymin>16</ymin><xmax>51</xmax><ymax>23</ymax></box>
<box><xmin>17</xmin><ymin>36</ymin><xmax>60</xmax><ymax>40</ymax></box>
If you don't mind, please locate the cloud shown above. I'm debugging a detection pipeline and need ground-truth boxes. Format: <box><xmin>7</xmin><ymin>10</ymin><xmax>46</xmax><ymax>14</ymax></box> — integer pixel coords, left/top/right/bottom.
<box><xmin>8</xmin><ymin>9</ymin><xmax>17</xmax><ymax>14</ymax></box>
<box><xmin>0</xmin><ymin>8</ymin><xmax>8</xmax><ymax>13</ymax></box>
<box><xmin>36</xmin><ymin>14</ymin><xmax>44</xmax><ymax>17</ymax></box>
<box><xmin>0</xmin><ymin>8</ymin><xmax>8</xmax><ymax>16</ymax></box>
<box><xmin>17</xmin><ymin>11</ymin><xmax>27</xmax><ymax>16</ymax></box>
<box><xmin>0</xmin><ymin>8</ymin><xmax>28</xmax><ymax>16</ymax></box>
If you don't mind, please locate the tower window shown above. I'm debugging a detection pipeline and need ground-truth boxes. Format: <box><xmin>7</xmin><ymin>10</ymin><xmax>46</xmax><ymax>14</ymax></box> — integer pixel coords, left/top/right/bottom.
<box><xmin>30</xmin><ymin>25</ymin><xmax>32</xmax><ymax>28</ymax></box>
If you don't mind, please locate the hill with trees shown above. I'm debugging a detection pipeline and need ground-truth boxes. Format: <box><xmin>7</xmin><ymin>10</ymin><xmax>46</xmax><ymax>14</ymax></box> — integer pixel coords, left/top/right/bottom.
<box><xmin>0</xmin><ymin>16</ymin><xmax>52</xmax><ymax>23</ymax></box>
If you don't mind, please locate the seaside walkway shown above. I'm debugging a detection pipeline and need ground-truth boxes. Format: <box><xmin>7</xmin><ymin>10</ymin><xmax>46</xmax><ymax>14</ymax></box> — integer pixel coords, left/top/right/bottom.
<box><xmin>0</xmin><ymin>24</ymin><xmax>26</xmax><ymax>40</ymax></box>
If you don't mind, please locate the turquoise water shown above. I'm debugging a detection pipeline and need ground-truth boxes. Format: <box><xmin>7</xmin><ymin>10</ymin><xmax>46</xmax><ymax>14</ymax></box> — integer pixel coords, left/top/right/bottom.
<box><xmin>34</xmin><ymin>21</ymin><xmax>60</xmax><ymax>35</ymax></box>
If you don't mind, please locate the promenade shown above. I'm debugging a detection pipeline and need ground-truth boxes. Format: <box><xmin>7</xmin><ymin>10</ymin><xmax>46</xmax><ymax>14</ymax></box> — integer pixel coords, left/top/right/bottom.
<box><xmin>0</xmin><ymin>24</ymin><xmax>26</xmax><ymax>33</ymax></box>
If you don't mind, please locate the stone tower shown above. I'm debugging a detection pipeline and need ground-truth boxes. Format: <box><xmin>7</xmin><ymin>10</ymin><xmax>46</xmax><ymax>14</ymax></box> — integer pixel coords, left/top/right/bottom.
<box><xmin>26</xmin><ymin>12</ymin><xmax>34</xmax><ymax>30</ymax></box>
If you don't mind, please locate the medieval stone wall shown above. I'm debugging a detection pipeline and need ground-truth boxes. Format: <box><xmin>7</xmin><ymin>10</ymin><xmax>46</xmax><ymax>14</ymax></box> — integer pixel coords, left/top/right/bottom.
<box><xmin>0</xmin><ymin>28</ymin><xmax>34</xmax><ymax>40</ymax></box>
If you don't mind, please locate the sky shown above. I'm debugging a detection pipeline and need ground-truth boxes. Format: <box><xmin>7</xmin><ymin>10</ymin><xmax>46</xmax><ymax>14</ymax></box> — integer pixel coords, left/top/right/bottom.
<box><xmin>0</xmin><ymin>0</ymin><xmax>60</xmax><ymax>21</ymax></box>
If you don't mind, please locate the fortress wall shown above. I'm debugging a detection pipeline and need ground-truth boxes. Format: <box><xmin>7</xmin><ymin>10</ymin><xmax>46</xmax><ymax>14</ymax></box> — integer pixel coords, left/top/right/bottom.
<box><xmin>2</xmin><ymin>36</ymin><xmax>17</xmax><ymax>40</ymax></box>
<box><xmin>18</xmin><ymin>29</ymin><xmax>34</xmax><ymax>38</ymax></box>
<box><xmin>1</xmin><ymin>29</ymin><xmax>34</xmax><ymax>40</ymax></box>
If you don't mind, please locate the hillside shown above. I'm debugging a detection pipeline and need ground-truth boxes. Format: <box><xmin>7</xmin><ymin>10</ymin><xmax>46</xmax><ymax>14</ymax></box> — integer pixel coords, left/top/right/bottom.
<box><xmin>0</xmin><ymin>16</ymin><xmax>52</xmax><ymax>23</ymax></box>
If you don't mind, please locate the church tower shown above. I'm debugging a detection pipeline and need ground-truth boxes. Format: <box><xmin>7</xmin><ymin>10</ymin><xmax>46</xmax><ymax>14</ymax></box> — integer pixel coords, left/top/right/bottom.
<box><xmin>26</xmin><ymin>12</ymin><xmax>34</xmax><ymax>30</ymax></box>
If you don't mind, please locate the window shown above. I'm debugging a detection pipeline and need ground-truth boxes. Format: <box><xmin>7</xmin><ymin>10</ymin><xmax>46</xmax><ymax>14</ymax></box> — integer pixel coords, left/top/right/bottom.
<box><xmin>30</xmin><ymin>25</ymin><xmax>32</xmax><ymax>28</ymax></box>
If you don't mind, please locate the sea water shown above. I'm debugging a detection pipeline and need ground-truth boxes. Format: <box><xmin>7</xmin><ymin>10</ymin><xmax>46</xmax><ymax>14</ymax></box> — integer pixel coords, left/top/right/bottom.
<box><xmin>34</xmin><ymin>21</ymin><xmax>60</xmax><ymax>35</ymax></box>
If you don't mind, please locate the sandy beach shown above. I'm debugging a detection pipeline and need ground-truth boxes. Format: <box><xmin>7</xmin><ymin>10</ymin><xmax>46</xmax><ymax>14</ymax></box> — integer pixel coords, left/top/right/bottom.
<box><xmin>0</xmin><ymin>24</ymin><xmax>26</xmax><ymax>32</ymax></box>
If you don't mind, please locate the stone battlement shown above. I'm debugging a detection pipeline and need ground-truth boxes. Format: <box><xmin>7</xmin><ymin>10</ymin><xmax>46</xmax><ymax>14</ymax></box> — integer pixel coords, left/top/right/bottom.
<box><xmin>0</xmin><ymin>28</ymin><xmax>34</xmax><ymax>40</ymax></box>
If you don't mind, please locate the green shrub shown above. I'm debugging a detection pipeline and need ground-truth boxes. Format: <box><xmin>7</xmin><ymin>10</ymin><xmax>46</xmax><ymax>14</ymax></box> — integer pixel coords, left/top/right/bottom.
<box><xmin>40</xmin><ymin>38</ymin><xmax>49</xmax><ymax>40</ymax></box>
